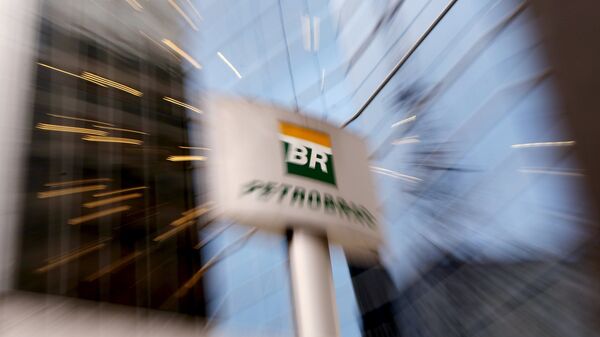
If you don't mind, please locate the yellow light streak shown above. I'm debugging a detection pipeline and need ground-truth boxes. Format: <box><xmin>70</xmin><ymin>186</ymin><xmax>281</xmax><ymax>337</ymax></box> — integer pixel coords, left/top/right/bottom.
<box><xmin>194</xmin><ymin>223</ymin><xmax>232</xmax><ymax>249</ymax></box>
<box><xmin>162</xmin><ymin>39</ymin><xmax>202</xmax><ymax>69</ymax></box>
<box><xmin>83</xmin><ymin>76</ymin><xmax>112</xmax><ymax>88</ymax></box>
<box><xmin>85</xmin><ymin>250</ymin><xmax>144</xmax><ymax>281</ymax></box>
<box><xmin>47</xmin><ymin>113</ymin><xmax>113</xmax><ymax>126</ymax></box>
<box><xmin>174</xmin><ymin>228</ymin><xmax>257</xmax><ymax>298</ymax></box>
<box><xmin>217</xmin><ymin>51</ymin><xmax>242</xmax><ymax>79</ymax></box>
<box><xmin>139</xmin><ymin>30</ymin><xmax>181</xmax><ymax>60</ymax></box>
<box><xmin>173</xmin><ymin>255</ymin><xmax>209</xmax><ymax>297</ymax></box>
<box><xmin>179</xmin><ymin>146</ymin><xmax>211</xmax><ymax>150</ymax></box>
<box><xmin>38</xmin><ymin>62</ymin><xmax>80</xmax><ymax>77</ymax></box>
<box><xmin>36</xmin><ymin>123</ymin><xmax>107</xmax><ymax>136</ymax></box>
<box><xmin>68</xmin><ymin>205</ymin><xmax>131</xmax><ymax>225</ymax></box>
<box><xmin>36</xmin><ymin>239</ymin><xmax>110</xmax><ymax>273</ymax></box>
<box><xmin>170</xmin><ymin>204</ymin><xmax>212</xmax><ymax>226</ymax></box>
<box><xmin>38</xmin><ymin>185</ymin><xmax>107</xmax><ymax>199</ymax></box>
<box><xmin>37</xmin><ymin>62</ymin><xmax>108</xmax><ymax>87</ymax></box>
<box><xmin>83</xmin><ymin>193</ymin><xmax>142</xmax><ymax>208</ymax></box>
<box><xmin>45</xmin><ymin>237</ymin><xmax>112</xmax><ymax>264</ymax></box>
<box><xmin>511</xmin><ymin>141</ymin><xmax>575</xmax><ymax>148</ymax></box>
<box><xmin>93</xmin><ymin>186</ymin><xmax>147</xmax><ymax>197</ymax></box>
<box><xmin>153</xmin><ymin>220</ymin><xmax>194</xmax><ymax>242</ymax></box>
<box><xmin>46</xmin><ymin>237</ymin><xmax>112</xmax><ymax>263</ymax></box>
<box><xmin>167</xmin><ymin>155</ymin><xmax>207</xmax><ymax>162</ymax></box>
<box><xmin>93</xmin><ymin>125</ymin><xmax>148</xmax><ymax>135</ymax></box>
<box><xmin>168</xmin><ymin>0</ymin><xmax>199</xmax><ymax>31</ymax></box>
<box><xmin>45</xmin><ymin>178</ymin><xmax>111</xmax><ymax>187</ymax></box>
<box><xmin>82</xmin><ymin>135</ymin><xmax>143</xmax><ymax>145</ymax></box>
<box><xmin>163</xmin><ymin>96</ymin><xmax>203</xmax><ymax>113</ymax></box>
<box><xmin>81</xmin><ymin>72</ymin><xmax>143</xmax><ymax>96</ymax></box>
<box><xmin>180</xmin><ymin>202</ymin><xmax>213</xmax><ymax>215</ymax></box>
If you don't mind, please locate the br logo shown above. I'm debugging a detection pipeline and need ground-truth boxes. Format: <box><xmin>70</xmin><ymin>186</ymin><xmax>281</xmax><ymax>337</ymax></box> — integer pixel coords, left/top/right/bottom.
<box><xmin>279</xmin><ymin>121</ymin><xmax>336</xmax><ymax>186</ymax></box>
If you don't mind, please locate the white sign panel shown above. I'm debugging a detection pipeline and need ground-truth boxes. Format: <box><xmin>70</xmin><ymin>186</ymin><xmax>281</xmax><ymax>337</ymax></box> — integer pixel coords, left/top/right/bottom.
<box><xmin>206</xmin><ymin>96</ymin><xmax>381</xmax><ymax>257</ymax></box>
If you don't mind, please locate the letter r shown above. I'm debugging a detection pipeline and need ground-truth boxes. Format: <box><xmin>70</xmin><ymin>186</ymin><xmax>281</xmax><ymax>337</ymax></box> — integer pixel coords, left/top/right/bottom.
<box><xmin>309</xmin><ymin>151</ymin><xmax>328</xmax><ymax>173</ymax></box>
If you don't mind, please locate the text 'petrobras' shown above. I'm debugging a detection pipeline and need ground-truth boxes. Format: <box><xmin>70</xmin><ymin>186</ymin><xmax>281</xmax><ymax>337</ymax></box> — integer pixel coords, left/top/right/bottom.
<box><xmin>241</xmin><ymin>179</ymin><xmax>377</xmax><ymax>230</ymax></box>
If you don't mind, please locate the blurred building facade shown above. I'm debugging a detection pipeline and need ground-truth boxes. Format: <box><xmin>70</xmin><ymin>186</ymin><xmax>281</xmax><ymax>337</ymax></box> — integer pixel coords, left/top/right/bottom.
<box><xmin>162</xmin><ymin>0</ymin><xmax>597</xmax><ymax>335</ymax></box>
<box><xmin>332</xmin><ymin>0</ymin><xmax>597</xmax><ymax>336</ymax></box>
<box><xmin>4</xmin><ymin>0</ymin><xmax>208</xmax><ymax>316</ymax></box>
<box><xmin>0</xmin><ymin>0</ymin><xmax>599</xmax><ymax>336</ymax></box>
<box><xmin>395</xmin><ymin>254</ymin><xmax>595</xmax><ymax>337</ymax></box>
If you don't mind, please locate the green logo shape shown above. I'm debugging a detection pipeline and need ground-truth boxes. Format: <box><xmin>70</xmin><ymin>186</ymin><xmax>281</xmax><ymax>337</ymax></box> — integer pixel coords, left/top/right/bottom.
<box><xmin>280</xmin><ymin>122</ymin><xmax>336</xmax><ymax>186</ymax></box>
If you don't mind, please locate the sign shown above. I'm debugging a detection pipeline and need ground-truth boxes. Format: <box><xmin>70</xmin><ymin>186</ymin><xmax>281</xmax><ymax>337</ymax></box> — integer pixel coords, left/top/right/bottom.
<box><xmin>206</xmin><ymin>96</ymin><xmax>381</xmax><ymax>257</ymax></box>
<box><xmin>280</xmin><ymin>122</ymin><xmax>336</xmax><ymax>186</ymax></box>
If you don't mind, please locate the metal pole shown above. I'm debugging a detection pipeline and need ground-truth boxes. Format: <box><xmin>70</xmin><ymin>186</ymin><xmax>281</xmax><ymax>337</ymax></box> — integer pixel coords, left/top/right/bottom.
<box><xmin>288</xmin><ymin>228</ymin><xmax>340</xmax><ymax>337</ymax></box>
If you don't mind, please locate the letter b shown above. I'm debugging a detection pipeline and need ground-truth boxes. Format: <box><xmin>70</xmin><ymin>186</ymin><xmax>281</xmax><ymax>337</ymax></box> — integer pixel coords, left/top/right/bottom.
<box><xmin>287</xmin><ymin>144</ymin><xmax>308</xmax><ymax>165</ymax></box>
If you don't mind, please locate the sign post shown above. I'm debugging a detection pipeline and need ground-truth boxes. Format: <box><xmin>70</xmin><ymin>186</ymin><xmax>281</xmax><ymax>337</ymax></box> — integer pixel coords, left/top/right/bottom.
<box><xmin>289</xmin><ymin>229</ymin><xmax>339</xmax><ymax>337</ymax></box>
<box><xmin>206</xmin><ymin>96</ymin><xmax>382</xmax><ymax>337</ymax></box>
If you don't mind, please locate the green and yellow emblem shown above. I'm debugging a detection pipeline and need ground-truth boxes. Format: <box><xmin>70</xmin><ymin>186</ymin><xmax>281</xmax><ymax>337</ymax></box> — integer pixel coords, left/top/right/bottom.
<box><xmin>279</xmin><ymin>122</ymin><xmax>336</xmax><ymax>186</ymax></box>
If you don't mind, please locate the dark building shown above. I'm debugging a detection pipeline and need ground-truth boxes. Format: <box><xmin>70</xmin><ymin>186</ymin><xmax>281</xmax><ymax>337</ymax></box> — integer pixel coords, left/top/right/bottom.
<box><xmin>15</xmin><ymin>2</ymin><xmax>207</xmax><ymax>316</ymax></box>
<box><xmin>395</xmin><ymin>254</ymin><xmax>596</xmax><ymax>337</ymax></box>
